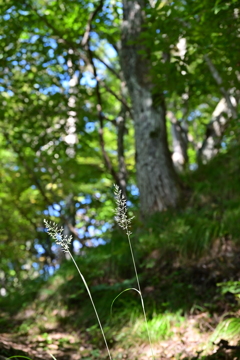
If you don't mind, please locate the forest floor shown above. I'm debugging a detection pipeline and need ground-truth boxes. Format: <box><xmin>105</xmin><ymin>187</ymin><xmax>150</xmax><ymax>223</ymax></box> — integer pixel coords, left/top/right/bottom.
<box><xmin>1</xmin><ymin>237</ymin><xmax>240</xmax><ymax>360</ymax></box>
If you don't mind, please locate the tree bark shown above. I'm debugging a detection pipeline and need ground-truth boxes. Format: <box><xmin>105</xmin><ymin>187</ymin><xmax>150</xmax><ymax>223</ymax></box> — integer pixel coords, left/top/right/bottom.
<box><xmin>121</xmin><ymin>0</ymin><xmax>180</xmax><ymax>215</ymax></box>
<box><xmin>204</xmin><ymin>55</ymin><xmax>238</xmax><ymax>119</ymax></box>
<box><xmin>199</xmin><ymin>96</ymin><xmax>237</xmax><ymax>162</ymax></box>
<box><xmin>167</xmin><ymin>111</ymin><xmax>188</xmax><ymax>172</ymax></box>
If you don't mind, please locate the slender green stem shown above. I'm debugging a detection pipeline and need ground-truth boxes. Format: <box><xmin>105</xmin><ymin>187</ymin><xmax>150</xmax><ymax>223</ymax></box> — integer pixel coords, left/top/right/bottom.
<box><xmin>68</xmin><ymin>251</ymin><xmax>112</xmax><ymax>360</ymax></box>
<box><xmin>126</xmin><ymin>232</ymin><xmax>155</xmax><ymax>360</ymax></box>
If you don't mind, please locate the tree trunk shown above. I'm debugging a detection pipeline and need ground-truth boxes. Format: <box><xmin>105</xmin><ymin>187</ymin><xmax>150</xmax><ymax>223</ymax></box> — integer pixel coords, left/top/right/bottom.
<box><xmin>199</xmin><ymin>96</ymin><xmax>237</xmax><ymax>162</ymax></box>
<box><xmin>121</xmin><ymin>0</ymin><xmax>180</xmax><ymax>215</ymax></box>
<box><xmin>167</xmin><ymin>111</ymin><xmax>188</xmax><ymax>172</ymax></box>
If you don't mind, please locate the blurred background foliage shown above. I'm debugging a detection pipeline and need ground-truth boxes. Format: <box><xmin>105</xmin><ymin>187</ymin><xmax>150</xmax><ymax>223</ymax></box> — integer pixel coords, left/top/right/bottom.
<box><xmin>0</xmin><ymin>0</ymin><xmax>240</xmax><ymax>358</ymax></box>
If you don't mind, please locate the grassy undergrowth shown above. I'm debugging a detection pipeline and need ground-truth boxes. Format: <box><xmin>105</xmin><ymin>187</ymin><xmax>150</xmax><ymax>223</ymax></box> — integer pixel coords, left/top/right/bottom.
<box><xmin>1</xmin><ymin>146</ymin><xmax>240</xmax><ymax>359</ymax></box>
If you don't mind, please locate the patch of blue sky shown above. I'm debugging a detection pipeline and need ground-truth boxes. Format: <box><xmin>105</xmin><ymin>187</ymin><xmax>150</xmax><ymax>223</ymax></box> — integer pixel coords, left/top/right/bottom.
<box><xmin>127</xmin><ymin>200</ymin><xmax>133</xmax><ymax>207</ymax></box>
<box><xmin>90</xmin><ymin>238</ymin><xmax>106</xmax><ymax>247</ymax></box>
<box><xmin>104</xmin><ymin>10</ymin><xmax>114</xmax><ymax>20</ymax></box>
<box><xmin>105</xmin><ymin>43</ymin><xmax>118</xmax><ymax>59</ymax></box>
<box><xmin>43</xmin><ymin>37</ymin><xmax>58</xmax><ymax>49</ymax></box>
<box><xmin>85</xmin><ymin>122</ymin><xmax>95</xmax><ymax>132</ymax></box>
<box><xmin>77</xmin><ymin>208</ymin><xmax>86</xmax><ymax>215</ymax></box>
<box><xmin>43</xmin><ymin>60</ymin><xmax>57</xmax><ymax>69</ymax></box>
<box><xmin>88</xmin><ymin>225</ymin><xmax>96</xmax><ymax>237</ymax></box>
<box><xmin>129</xmin><ymin>184</ymin><xmax>139</xmax><ymax>197</ymax></box>
<box><xmin>73</xmin><ymin>240</ymin><xmax>82</xmax><ymax>252</ymax></box>
<box><xmin>34</xmin><ymin>243</ymin><xmax>45</xmax><ymax>255</ymax></box>
<box><xmin>77</xmin><ymin>228</ymin><xmax>86</xmax><ymax>238</ymax></box>
<box><xmin>53</xmin><ymin>203</ymin><xmax>61</xmax><ymax>211</ymax></box>
<box><xmin>30</xmin><ymin>35</ymin><xmax>39</xmax><ymax>43</ymax></box>
<box><xmin>3</xmin><ymin>89</ymin><xmax>14</xmax><ymax>96</ymax></box>
<box><xmin>61</xmin><ymin>80</ymin><xmax>69</xmax><ymax>89</ymax></box>
<box><xmin>51</xmin><ymin>244</ymin><xmax>58</xmax><ymax>252</ymax></box>
<box><xmin>221</xmin><ymin>141</ymin><xmax>226</xmax><ymax>149</ymax></box>
<box><xmin>101</xmin><ymin>223</ymin><xmax>111</xmax><ymax>233</ymax></box>
<box><xmin>98</xmin><ymin>238</ymin><xmax>106</xmax><ymax>245</ymax></box>
<box><xmin>48</xmin><ymin>265</ymin><xmax>57</xmax><ymax>276</ymax></box>
<box><xmin>57</xmin><ymin>56</ymin><xmax>65</xmax><ymax>65</ymax></box>
<box><xmin>32</xmin><ymin>262</ymin><xmax>40</xmax><ymax>269</ymax></box>
<box><xmin>39</xmin><ymin>85</ymin><xmax>60</xmax><ymax>95</ymax></box>
<box><xmin>6</xmin><ymin>6</ymin><xmax>15</xmax><ymax>13</ymax></box>
<box><xmin>81</xmin><ymin>196</ymin><xmax>92</xmax><ymax>204</ymax></box>
<box><xmin>19</xmin><ymin>59</ymin><xmax>27</xmax><ymax>66</ymax></box>
<box><xmin>3</xmin><ymin>14</ymin><xmax>10</xmax><ymax>20</ymax></box>
<box><xmin>80</xmin><ymin>71</ymin><xmax>97</xmax><ymax>87</ymax></box>
<box><xmin>30</xmin><ymin>52</ymin><xmax>39</xmax><ymax>58</ymax></box>
<box><xmin>188</xmin><ymin>109</ymin><xmax>202</xmax><ymax>121</ymax></box>
<box><xmin>18</xmin><ymin>10</ymin><xmax>29</xmax><ymax>16</ymax></box>
<box><xmin>48</xmin><ymin>48</ymin><xmax>55</xmax><ymax>58</ymax></box>
<box><xmin>59</xmin><ymin>200</ymin><xmax>65</xmax><ymax>207</ymax></box>
<box><xmin>48</xmin><ymin>204</ymin><xmax>61</xmax><ymax>217</ymax></box>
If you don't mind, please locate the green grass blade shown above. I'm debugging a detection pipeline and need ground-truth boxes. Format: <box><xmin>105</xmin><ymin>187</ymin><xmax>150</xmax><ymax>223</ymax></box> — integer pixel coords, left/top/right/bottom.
<box><xmin>48</xmin><ymin>353</ymin><xmax>58</xmax><ymax>360</ymax></box>
<box><xmin>110</xmin><ymin>287</ymin><xmax>140</xmax><ymax>317</ymax></box>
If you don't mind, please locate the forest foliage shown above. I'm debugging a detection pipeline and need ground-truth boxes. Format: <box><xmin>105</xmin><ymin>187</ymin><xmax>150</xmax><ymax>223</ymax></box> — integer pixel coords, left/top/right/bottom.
<box><xmin>0</xmin><ymin>3</ymin><xmax>240</xmax><ymax>351</ymax></box>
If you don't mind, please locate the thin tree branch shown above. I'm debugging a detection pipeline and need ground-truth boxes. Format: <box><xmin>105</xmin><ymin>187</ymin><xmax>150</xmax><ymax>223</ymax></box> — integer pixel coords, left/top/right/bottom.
<box><xmin>204</xmin><ymin>55</ymin><xmax>237</xmax><ymax>118</ymax></box>
<box><xmin>28</xmin><ymin>1</ymin><xmax>121</xmax><ymax>81</ymax></box>
<box><xmin>81</xmin><ymin>0</ymin><xmax>104</xmax><ymax>47</ymax></box>
<box><xmin>89</xmin><ymin>54</ymin><xmax>120</xmax><ymax>184</ymax></box>
<box><xmin>93</xmin><ymin>53</ymin><xmax>121</xmax><ymax>80</ymax></box>
<box><xmin>100</xmin><ymin>80</ymin><xmax>133</xmax><ymax>117</ymax></box>
<box><xmin>2</xmin><ymin>130</ymin><xmax>85</xmax><ymax>244</ymax></box>
<box><xmin>84</xmin><ymin>5</ymin><xmax>120</xmax><ymax>186</ymax></box>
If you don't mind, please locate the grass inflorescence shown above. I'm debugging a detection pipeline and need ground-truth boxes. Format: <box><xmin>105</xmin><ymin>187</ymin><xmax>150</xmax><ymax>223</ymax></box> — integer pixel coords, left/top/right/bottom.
<box><xmin>44</xmin><ymin>219</ymin><xmax>113</xmax><ymax>360</ymax></box>
<box><xmin>42</xmin><ymin>184</ymin><xmax>155</xmax><ymax>360</ymax></box>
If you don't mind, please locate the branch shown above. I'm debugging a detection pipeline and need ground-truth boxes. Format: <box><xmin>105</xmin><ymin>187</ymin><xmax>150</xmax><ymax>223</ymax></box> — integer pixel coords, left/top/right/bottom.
<box><xmin>93</xmin><ymin>53</ymin><xmax>121</xmax><ymax>80</ymax></box>
<box><xmin>29</xmin><ymin>1</ymin><xmax>123</xmax><ymax>83</ymax></box>
<box><xmin>2</xmin><ymin>130</ymin><xmax>85</xmax><ymax>244</ymax></box>
<box><xmin>84</xmin><ymin>13</ymin><xmax>120</xmax><ymax>185</ymax></box>
<box><xmin>204</xmin><ymin>55</ymin><xmax>237</xmax><ymax>118</ymax></box>
<box><xmin>91</xmin><ymin>59</ymin><xmax>120</xmax><ymax>184</ymax></box>
<box><xmin>100</xmin><ymin>80</ymin><xmax>133</xmax><ymax>117</ymax></box>
<box><xmin>81</xmin><ymin>0</ymin><xmax>104</xmax><ymax>47</ymax></box>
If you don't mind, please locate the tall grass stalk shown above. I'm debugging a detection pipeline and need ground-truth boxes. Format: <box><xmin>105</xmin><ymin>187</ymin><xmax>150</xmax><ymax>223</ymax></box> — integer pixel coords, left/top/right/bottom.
<box><xmin>44</xmin><ymin>219</ymin><xmax>112</xmax><ymax>360</ymax></box>
<box><xmin>113</xmin><ymin>184</ymin><xmax>154</xmax><ymax>359</ymax></box>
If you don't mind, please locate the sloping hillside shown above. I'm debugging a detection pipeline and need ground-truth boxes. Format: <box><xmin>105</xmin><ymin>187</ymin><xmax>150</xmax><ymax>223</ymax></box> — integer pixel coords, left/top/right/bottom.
<box><xmin>1</xmin><ymin>146</ymin><xmax>240</xmax><ymax>360</ymax></box>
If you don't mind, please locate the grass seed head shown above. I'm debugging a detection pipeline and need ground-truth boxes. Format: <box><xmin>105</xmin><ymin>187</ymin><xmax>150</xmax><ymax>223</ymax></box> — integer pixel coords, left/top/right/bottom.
<box><xmin>44</xmin><ymin>219</ymin><xmax>72</xmax><ymax>252</ymax></box>
<box><xmin>113</xmin><ymin>184</ymin><xmax>134</xmax><ymax>235</ymax></box>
